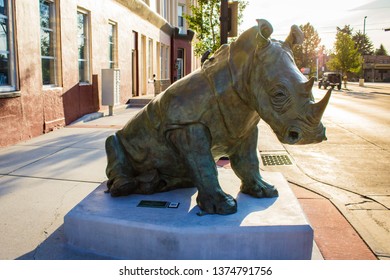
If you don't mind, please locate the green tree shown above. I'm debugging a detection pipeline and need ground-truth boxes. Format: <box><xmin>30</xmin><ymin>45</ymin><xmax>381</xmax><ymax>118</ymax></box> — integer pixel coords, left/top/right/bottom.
<box><xmin>327</xmin><ymin>31</ymin><xmax>362</xmax><ymax>76</ymax></box>
<box><xmin>337</xmin><ymin>25</ymin><xmax>374</xmax><ymax>56</ymax></box>
<box><xmin>337</xmin><ymin>24</ymin><xmax>353</xmax><ymax>35</ymax></box>
<box><xmin>184</xmin><ymin>0</ymin><xmax>248</xmax><ymax>57</ymax></box>
<box><xmin>352</xmin><ymin>30</ymin><xmax>374</xmax><ymax>55</ymax></box>
<box><xmin>292</xmin><ymin>23</ymin><xmax>321</xmax><ymax>76</ymax></box>
<box><xmin>375</xmin><ymin>44</ymin><xmax>388</xmax><ymax>56</ymax></box>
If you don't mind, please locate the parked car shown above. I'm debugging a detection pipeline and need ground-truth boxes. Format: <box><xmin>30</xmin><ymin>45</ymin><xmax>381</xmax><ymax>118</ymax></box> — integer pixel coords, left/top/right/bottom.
<box><xmin>318</xmin><ymin>72</ymin><xmax>342</xmax><ymax>90</ymax></box>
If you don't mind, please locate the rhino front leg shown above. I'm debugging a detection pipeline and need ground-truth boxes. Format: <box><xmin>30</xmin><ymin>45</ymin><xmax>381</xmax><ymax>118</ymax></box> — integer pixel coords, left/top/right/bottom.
<box><xmin>230</xmin><ymin>127</ymin><xmax>278</xmax><ymax>198</ymax></box>
<box><xmin>166</xmin><ymin>123</ymin><xmax>237</xmax><ymax>215</ymax></box>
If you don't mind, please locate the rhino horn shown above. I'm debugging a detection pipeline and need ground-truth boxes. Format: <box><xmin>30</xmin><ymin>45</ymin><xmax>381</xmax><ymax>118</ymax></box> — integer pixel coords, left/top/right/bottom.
<box><xmin>304</xmin><ymin>77</ymin><xmax>315</xmax><ymax>92</ymax></box>
<box><xmin>311</xmin><ymin>88</ymin><xmax>332</xmax><ymax>123</ymax></box>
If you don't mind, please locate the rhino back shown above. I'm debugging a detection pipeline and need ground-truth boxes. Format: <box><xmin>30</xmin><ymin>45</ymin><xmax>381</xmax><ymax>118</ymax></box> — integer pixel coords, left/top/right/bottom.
<box><xmin>157</xmin><ymin>69</ymin><xmax>216</xmax><ymax>128</ymax></box>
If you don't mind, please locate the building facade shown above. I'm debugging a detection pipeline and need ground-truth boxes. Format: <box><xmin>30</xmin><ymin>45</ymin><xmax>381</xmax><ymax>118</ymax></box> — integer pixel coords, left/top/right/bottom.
<box><xmin>363</xmin><ymin>55</ymin><xmax>390</xmax><ymax>82</ymax></box>
<box><xmin>317</xmin><ymin>52</ymin><xmax>390</xmax><ymax>82</ymax></box>
<box><xmin>0</xmin><ymin>0</ymin><xmax>197</xmax><ymax>147</ymax></box>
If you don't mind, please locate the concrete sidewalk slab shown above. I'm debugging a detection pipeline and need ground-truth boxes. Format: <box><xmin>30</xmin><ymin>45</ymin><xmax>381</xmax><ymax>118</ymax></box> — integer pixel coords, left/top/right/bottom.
<box><xmin>0</xmin><ymin>145</ymin><xmax>64</xmax><ymax>175</ymax></box>
<box><xmin>10</xmin><ymin>147</ymin><xmax>107</xmax><ymax>183</ymax></box>
<box><xmin>66</xmin><ymin>129</ymin><xmax>115</xmax><ymax>150</ymax></box>
<box><xmin>14</xmin><ymin>127</ymin><xmax>110</xmax><ymax>148</ymax></box>
<box><xmin>0</xmin><ymin>176</ymin><xmax>97</xmax><ymax>259</ymax></box>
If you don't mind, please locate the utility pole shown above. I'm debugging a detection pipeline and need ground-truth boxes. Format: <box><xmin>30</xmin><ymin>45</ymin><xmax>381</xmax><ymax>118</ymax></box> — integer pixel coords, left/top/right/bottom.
<box><xmin>363</xmin><ymin>16</ymin><xmax>367</xmax><ymax>55</ymax></box>
<box><xmin>220</xmin><ymin>0</ymin><xmax>229</xmax><ymax>45</ymax></box>
<box><xmin>360</xmin><ymin>16</ymin><xmax>367</xmax><ymax>86</ymax></box>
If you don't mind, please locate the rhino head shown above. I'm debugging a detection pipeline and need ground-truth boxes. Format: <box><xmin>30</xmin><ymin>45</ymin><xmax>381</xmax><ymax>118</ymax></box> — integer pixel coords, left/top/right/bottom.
<box><xmin>231</xmin><ymin>19</ymin><xmax>331</xmax><ymax>145</ymax></box>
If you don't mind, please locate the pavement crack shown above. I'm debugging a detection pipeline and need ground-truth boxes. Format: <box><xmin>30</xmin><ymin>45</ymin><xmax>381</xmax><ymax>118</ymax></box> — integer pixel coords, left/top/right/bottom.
<box><xmin>283</xmin><ymin>152</ymin><xmax>390</xmax><ymax>210</ymax></box>
<box><xmin>31</xmin><ymin>183</ymin><xmax>79</xmax><ymax>259</ymax></box>
<box><xmin>4</xmin><ymin>173</ymin><xmax>102</xmax><ymax>184</ymax></box>
<box><xmin>345</xmin><ymin>201</ymin><xmax>372</xmax><ymax>207</ymax></box>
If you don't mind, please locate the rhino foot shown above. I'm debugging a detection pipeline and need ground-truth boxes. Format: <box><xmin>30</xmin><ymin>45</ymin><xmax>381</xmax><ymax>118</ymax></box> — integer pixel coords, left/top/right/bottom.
<box><xmin>240</xmin><ymin>178</ymin><xmax>279</xmax><ymax>198</ymax></box>
<box><xmin>107</xmin><ymin>176</ymin><xmax>139</xmax><ymax>197</ymax></box>
<box><xmin>196</xmin><ymin>191</ymin><xmax>237</xmax><ymax>215</ymax></box>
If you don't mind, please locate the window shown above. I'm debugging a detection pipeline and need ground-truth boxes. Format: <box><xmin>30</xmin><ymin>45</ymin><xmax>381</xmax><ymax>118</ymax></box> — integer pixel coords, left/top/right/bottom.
<box><xmin>160</xmin><ymin>44</ymin><xmax>164</xmax><ymax>79</ymax></box>
<box><xmin>40</xmin><ymin>0</ymin><xmax>60</xmax><ymax>86</ymax></box>
<box><xmin>177</xmin><ymin>48</ymin><xmax>184</xmax><ymax>80</ymax></box>
<box><xmin>0</xmin><ymin>0</ymin><xmax>17</xmax><ymax>93</ymax></box>
<box><xmin>148</xmin><ymin>38</ymin><xmax>153</xmax><ymax>79</ymax></box>
<box><xmin>77</xmin><ymin>9</ymin><xmax>90</xmax><ymax>83</ymax></box>
<box><xmin>149</xmin><ymin>0</ymin><xmax>156</xmax><ymax>12</ymax></box>
<box><xmin>161</xmin><ymin>44</ymin><xmax>169</xmax><ymax>79</ymax></box>
<box><xmin>108</xmin><ymin>21</ymin><xmax>117</xmax><ymax>69</ymax></box>
<box><xmin>177</xmin><ymin>5</ymin><xmax>185</xmax><ymax>34</ymax></box>
<box><xmin>161</xmin><ymin>0</ymin><xmax>167</xmax><ymax>20</ymax></box>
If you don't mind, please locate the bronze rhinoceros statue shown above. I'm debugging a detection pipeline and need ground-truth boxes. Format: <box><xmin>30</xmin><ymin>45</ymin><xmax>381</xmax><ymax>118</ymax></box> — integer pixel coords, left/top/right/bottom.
<box><xmin>105</xmin><ymin>19</ymin><xmax>331</xmax><ymax>215</ymax></box>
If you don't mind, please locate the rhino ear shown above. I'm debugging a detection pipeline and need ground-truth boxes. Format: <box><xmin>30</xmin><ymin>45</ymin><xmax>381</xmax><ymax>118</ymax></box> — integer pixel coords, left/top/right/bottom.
<box><xmin>256</xmin><ymin>19</ymin><xmax>273</xmax><ymax>47</ymax></box>
<box><xmin>284</xmin><ymin>25</ymin><xmax>304</xmax><ymax>49</ymax></box>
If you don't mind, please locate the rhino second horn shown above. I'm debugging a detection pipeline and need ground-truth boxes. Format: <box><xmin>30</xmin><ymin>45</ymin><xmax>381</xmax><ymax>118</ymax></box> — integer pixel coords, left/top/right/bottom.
<box><xmin>311</xmin><ymin>88</ymin><xmax>332</xmax><ymax>123</ymax></box>
<box><xmin>304</xmin><ymin>77</ymin><xmax>315</xmax><ymax>92</ymax></box>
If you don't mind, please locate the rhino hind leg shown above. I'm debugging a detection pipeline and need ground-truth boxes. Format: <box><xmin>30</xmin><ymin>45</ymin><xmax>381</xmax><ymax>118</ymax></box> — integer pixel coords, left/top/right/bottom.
<box><xmin>166</xmin><ymin>123</ymin><xmax>237</xmax><ymax>215</ymax></box>
<box><xmin>105</xmin><ymin>134</ymin><xmax>139</xmax><ymax>197</ymax></box>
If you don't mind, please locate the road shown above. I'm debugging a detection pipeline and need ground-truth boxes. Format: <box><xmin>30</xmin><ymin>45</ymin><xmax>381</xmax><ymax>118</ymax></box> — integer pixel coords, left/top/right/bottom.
<box><xmin>293</xmin><ymin>83</ymin><xmax>390</xmax><ymax>196</ymax></box>
<box><xmin>268</xmin><ymin>82</ymin><xmax>390</xmax><ymax>259</ymax></box>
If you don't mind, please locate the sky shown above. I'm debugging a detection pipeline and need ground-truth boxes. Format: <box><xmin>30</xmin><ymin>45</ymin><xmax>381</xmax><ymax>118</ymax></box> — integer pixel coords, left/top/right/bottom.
<box><xmin>241</xmin><ymin>0</ymin><xmax>390</xmax><ymax>53</ymax></box>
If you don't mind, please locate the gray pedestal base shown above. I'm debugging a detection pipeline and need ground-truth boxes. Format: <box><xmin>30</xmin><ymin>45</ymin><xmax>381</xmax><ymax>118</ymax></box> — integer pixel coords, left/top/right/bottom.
<box><xmin>64</xmin><ymin>170</ymin><xmax>313</xmax><ymax>259</ymax></box>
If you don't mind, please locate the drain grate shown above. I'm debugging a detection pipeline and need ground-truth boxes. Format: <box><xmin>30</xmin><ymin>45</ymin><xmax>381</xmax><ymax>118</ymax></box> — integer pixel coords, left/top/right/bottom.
<box><xmin>261</xmin><ymin>154</ymin><xmax>292</xmax><ymax>166</ymax></box>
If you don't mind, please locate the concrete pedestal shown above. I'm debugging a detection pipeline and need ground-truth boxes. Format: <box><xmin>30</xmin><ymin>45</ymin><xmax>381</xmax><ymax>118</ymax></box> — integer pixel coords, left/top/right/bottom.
<box><xmin>64</xmin><ymin>169</ymin><xmax>313</xmax><ymax>259</ymax></box>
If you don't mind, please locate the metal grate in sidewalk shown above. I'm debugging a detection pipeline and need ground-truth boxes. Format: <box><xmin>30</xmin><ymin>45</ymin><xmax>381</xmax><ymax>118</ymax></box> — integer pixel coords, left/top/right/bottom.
<box><xmin>261</xmin><ymin>154</ymin><xmax>292</xmax><ymax>166</ymax></box>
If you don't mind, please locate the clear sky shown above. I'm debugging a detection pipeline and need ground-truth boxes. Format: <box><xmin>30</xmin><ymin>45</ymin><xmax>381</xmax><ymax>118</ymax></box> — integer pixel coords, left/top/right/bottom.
<box><xmin>241</xmin><ymin>0</ymin><xmax>390</xmax><ymax>54</ymax></box>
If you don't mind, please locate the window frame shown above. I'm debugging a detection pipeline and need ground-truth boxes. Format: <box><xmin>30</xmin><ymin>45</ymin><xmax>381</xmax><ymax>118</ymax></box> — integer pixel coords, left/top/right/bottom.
<box><xmin>77</xmin><ymin>8</ymin><xmax>91</xmax><ymax>84</ymax></box>
<box><xmin>0</xmin><ymin>0</ymin><xmax>19</xmax><ymax>95</ymax></box>
<box><xmin>39</xmin><ymin>0</ymin><xmax>61</xmax><ymax>87</ymax></box>
<box><xmin>177</xmin><ymin>4</ymin><xmax>185</xmax><ymax>34</ymax></box>
<box><xmin>108</xmin><ymin>20</ymin><xmax>118</xmax><ymax>69</ymax></box>
<box><xmin>148</xmin><ymin>38</ymin><xmax>153</xmax><ymax>80</ymax></box>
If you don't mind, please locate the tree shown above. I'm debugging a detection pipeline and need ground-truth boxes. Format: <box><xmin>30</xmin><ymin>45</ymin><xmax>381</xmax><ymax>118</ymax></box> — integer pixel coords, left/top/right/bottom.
<box><xmin>327</xmin><ymin>31</ymin><xmax>362</xmax><ymax>76</ymax></box>
<box><xmin>337</xmin><ymin>25</ymin><xmax>353</xmax><ymax>35</ymax></box>
<box><xmin>352</xmin><ymin>30</ymin><xmax>374</xmax><ymax>55</ymax></box>
<box><xmin>336</xmin><ymin>25</ymin><xmax>374</xmax><ymax>56</ymax></box>
<box><xmin>375</xmin><ymin>44</ymin><xmax>388</xmax><ymax>56</ymax></box>
<box><xmin>184</xmin><ymin>0</ymin><xmax>248</xmax><ymax>57</ymax></box>
<box><xmin>292</xmin><ymin>23</ymin><xmax>321</xmax><ymax>76</ymax></box>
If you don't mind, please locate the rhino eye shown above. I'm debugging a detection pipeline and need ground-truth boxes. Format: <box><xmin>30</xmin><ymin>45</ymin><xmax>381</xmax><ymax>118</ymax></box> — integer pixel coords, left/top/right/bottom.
<box><xmin>273</xmin><ymin>90</ymin><xmax>287</xmax><ymax>101</ymax></box>
<box><xmin>271</xmin><ymin>89</ymin><xmax>290</xmax><ymax>112</ymax></box>
<box><xmin>275</xmin><ymin>91</ymin><xmax>285</xmax><ymax>98</ymax></box>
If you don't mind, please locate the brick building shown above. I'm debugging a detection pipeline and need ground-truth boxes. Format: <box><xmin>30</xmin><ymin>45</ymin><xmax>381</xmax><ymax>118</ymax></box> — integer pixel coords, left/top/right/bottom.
<box><xmin>0</xmin><ymin>0</ymin><xmax>197</xmax><ymax>147</ymax></box>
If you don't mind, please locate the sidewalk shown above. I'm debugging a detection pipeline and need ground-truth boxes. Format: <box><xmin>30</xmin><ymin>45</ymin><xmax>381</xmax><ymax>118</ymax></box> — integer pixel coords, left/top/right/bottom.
<box><xmin>339</xmin><ymin>81</ymin><xmax>390</xmax><ymax>95</ymax></box>
<box><xmin>0</xmin><ymin>104</ymin><xmax>377</xmax><ymax>260</ymax></box>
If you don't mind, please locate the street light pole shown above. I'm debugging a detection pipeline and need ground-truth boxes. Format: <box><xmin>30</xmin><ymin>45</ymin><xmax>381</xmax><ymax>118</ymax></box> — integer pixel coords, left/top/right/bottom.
<box><xmin>363</xmin><ymin>16</ymin><xmax>367</xmax><ymax>54</ymax></box>
<box><xmin>360</xmin><ymin>16</ymin><xmax>367</xmax><ymax>86</ymax></box>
